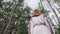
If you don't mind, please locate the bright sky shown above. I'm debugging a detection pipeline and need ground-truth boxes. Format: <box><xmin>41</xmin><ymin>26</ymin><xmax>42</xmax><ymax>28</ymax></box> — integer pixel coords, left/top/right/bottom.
<box><xmin>3</xmin><ymin>0</ymin><xmax>12</xmax><ymax>2</ymax></box>
<box><xmin>3</xmin><ymin>0</ymin><xmax>40</xmax><ymax>10</ymax></box>
<box><xmin>24</xmin><ymin>0</ymin><xmax>40</xmax><ymax>10</ymax></box>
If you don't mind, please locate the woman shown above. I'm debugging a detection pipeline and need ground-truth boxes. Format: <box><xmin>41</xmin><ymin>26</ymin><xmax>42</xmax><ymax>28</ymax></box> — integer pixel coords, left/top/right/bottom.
<box><xmin>28</xmin><ymin>9</ymin><xmax>55</xmax><ymax>34</ymax></box>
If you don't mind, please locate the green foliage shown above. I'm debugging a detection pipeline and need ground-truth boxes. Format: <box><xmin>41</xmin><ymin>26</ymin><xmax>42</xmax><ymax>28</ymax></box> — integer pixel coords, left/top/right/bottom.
<box><xmin>0</xmin><ymin>0</ymin><xmax>2</xmax><ymax>7</ymax></box>
<box><xmin>55</xmin><ymin>0</ymin><xmax>60</xmax><ymax>2</ymax></box>
<box><xmin>15</xmin><ymin>7</ymin><xmax>30</xmax><ymax>34</ymax></box>
<box><xmin>41</xmin><ymin>9</ymin><xmax>49</xmax><ymax>15</ymax></box>
<box><xmin>55</xmin><ymin>24</ymin><xmax>60</xmax><ymax>34</ymax></box>
<box><xmin>16</xmin><ymin>22</ymin><xmax>28</xmax><ymax>34</ymax></box>
<box><xmin>0</xmin><ymin>0</ymin><xmax>31</xmax><ymax>34</ymax></box>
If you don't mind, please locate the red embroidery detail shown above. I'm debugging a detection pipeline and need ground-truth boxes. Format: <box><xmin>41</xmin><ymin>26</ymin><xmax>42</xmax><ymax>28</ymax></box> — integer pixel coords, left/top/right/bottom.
<box><xmin>33</xmin><ymin>24</ymin><xmax>44</xmax><ymax>28</ymax></box>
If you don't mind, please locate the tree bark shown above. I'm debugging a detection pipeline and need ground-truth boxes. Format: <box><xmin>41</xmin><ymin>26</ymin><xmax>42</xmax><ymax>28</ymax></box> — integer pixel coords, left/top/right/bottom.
<box><xmin>47</xmin><ymin>0</ymin><xmax>60</xmax><ymax>23</ymax></box>
<box><xmin>4</xmin><ymin>18</ymin><xmax>15</xmax><ymax>34</ymax></box>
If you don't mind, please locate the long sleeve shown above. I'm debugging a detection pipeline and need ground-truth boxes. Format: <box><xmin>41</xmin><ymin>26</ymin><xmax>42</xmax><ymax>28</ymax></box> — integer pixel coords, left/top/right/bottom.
<box><xmin>28</xmin><ymin>18</ymin><xmax>33</xmax><ymax>34</ymax></box>
<box><xmin>43</xmin><ymin>14</ymin><xmax>55</xmax><ymax>34</ymax></box>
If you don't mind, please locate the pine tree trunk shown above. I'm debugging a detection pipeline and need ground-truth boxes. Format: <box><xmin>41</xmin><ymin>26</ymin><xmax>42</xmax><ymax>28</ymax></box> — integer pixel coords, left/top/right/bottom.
<box><xmin>11</xmin><ymin>29</ymin><xmax>16</xmax><ymax>34</ymax></box>
<box><xmin>4</xmin><ymin>18</ymin><xmax>15</xmax><ymax>34</ymax></box>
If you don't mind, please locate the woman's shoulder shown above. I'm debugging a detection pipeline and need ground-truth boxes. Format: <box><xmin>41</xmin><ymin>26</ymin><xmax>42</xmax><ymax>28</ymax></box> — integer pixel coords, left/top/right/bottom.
<box><xmin>31</xmin><ymin>14</ymin><xmax>46</xmax><ymax>19</ymax></box>
<box><xmin>31</xmin><ymin>16</ymin><xmax>39</xmax><ymax>20</ymax></box>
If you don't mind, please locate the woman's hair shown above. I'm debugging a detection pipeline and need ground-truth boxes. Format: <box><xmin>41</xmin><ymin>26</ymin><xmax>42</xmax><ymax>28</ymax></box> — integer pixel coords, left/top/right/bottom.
<box><xmin>32</xmin><ymin>9</ymin><xmax>41</xmax><ymax>17</ymax></box>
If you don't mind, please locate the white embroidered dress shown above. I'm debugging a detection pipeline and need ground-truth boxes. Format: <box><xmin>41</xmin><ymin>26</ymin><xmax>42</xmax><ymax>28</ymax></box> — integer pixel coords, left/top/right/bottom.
<box><xmin>28</xmin><ymin>15</ymin><xmax>54</xmax><ymax>34</ymax></box>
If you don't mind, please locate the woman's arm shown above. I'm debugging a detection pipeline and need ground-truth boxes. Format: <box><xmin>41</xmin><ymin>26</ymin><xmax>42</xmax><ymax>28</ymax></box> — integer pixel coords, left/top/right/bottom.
<box><xmin>43</xmin><ymin>14</ymin><xmax>55</xmax><ymax>34</ymax></box>
<box><xmin>28</xmin><ymin>18</ymin><xmax>33</xmax><ymax>34</ymax></box>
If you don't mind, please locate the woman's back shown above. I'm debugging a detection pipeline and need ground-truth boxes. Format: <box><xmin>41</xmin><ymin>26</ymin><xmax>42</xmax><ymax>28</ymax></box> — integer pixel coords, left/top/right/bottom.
<box><xmin>31</xmin><ymin>14</ymin><xmax>45</xmax><ymax>25</ymax></box>
<box><xmin>28</xmin><ymin>9</ymin><xmax>54</xmax><ymax>34</ymax></box>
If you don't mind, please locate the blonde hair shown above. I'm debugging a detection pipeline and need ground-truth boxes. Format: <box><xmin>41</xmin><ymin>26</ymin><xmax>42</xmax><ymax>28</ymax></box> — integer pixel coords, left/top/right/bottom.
<box><xmin>32</xmin><ymin>9</ymin><xmax>41</xmax><ymax>17</ymax></box>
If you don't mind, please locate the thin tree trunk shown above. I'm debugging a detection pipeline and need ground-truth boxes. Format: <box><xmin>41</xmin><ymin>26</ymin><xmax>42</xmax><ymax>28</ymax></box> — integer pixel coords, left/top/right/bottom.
<box><xmin>3</xmin><ymin>1</ymin><xmax>21</xmax><ymax>34</ymax></box>
<box><xmin>11</xmin><ymin>29</ymin><xmax>16</xmax><ymax>34</ymax></box>
<box><xmin>4</xmin><ymin>18</ymin><xmax>15</xmax><ymax>34</ymax></box>
<box><xmin>47</xmin><ymin>0</ymin><xmax>60</xmax><ymax>23</ymax></box>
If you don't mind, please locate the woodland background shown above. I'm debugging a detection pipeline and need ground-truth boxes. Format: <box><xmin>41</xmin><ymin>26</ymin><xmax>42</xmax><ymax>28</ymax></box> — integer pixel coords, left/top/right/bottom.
<box><xmin>0</xmin><ymin>0</ymin><xmax>60</xmax><ymax>34</ymax></box>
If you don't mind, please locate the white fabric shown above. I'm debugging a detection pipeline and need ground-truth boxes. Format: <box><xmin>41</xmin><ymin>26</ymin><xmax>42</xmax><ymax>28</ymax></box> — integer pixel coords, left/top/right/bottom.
<box><xmin>31</xmin><ymin>15</ymin><xmax>44</xmax><ymax>25</ymax></box>
<box><xmin>29</xmin><ymin>15</ymin><xmax>52</xmax><ymax>34</ymax></box>
<box><xmin>33</xmin><ymin>25</ymin><xmax>51</xmax><ymax>34</ymax></box>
